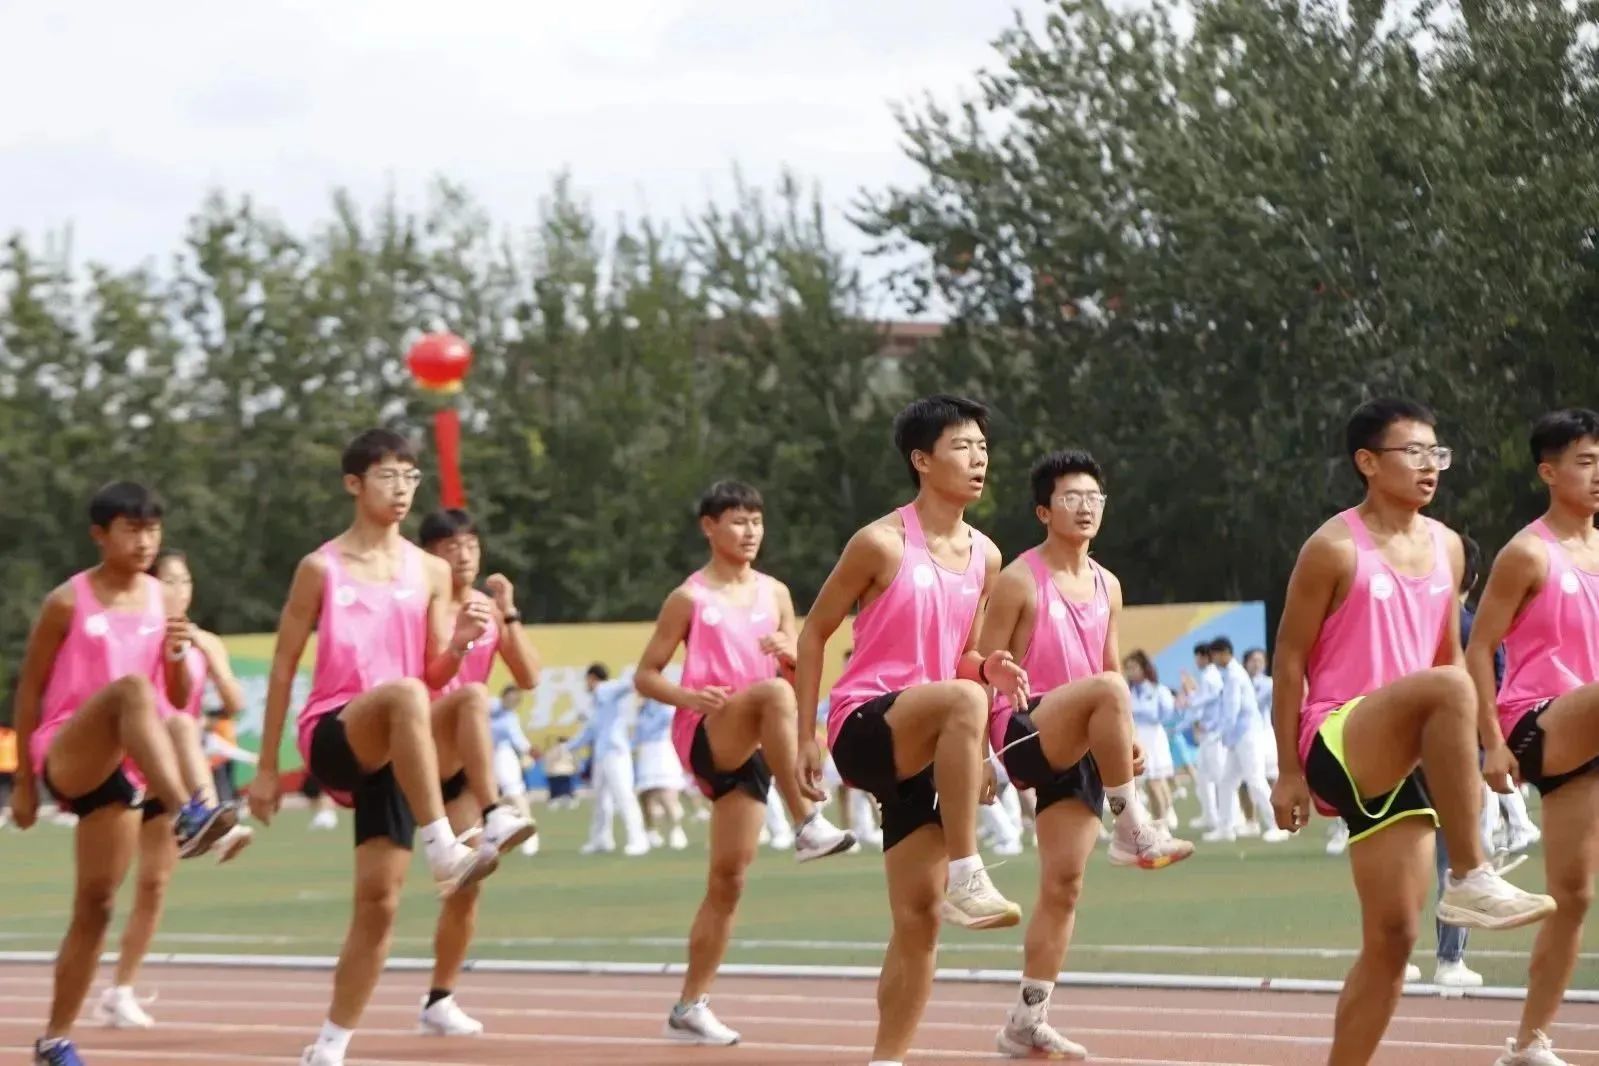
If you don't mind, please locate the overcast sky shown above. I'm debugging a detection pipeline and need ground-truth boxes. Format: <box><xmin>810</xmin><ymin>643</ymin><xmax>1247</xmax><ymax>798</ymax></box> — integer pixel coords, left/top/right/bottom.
<box><xmin>1</xmin><ymin>1</ymin><xmax>1044</xmax><ymax>306</ymax></box>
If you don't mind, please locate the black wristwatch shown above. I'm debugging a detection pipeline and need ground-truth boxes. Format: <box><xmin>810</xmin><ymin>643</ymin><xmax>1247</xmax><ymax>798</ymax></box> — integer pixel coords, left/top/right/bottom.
<box><xmin>503</xmin><ymin>609</ymin><xmax>522</xmax><ymax>625</ymax></box>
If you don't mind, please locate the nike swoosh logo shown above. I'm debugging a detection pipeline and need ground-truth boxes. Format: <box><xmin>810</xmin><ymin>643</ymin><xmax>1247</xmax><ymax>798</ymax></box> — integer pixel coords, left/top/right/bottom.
<box><xmin>962</xmin><ymin>587</ymin><xmax>980</xmax><ymax>596</ymax></box>
<box><xmin>138</xmin><ymin>625</ymin><xmax>162</xmax><ymax>636</ymax></box>
<box><xmin>1429</xmin><ymin>582</ymin><xmax>1452</xmax><ymax>595</ymax></box>
<box><xmin>394</xmin><ymin>588</ymin><xmax>416</xmax><ymax>599</ymax></box>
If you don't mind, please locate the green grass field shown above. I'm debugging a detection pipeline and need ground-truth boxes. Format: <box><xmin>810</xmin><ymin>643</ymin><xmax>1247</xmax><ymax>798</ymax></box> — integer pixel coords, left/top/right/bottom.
<box><xmin>2</xmin><ymin>799</ymin><xmax>1580</xmax><ymax>988</ymax></box>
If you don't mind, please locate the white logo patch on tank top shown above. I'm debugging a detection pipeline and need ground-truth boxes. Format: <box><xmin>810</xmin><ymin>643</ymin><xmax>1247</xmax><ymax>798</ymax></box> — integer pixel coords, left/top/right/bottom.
<box><xmin>84</xmin><ymin>613</ymin><xmax>110</xmax><ymax>638</ymax></box>
<box><xmin>1369</xmin><ymin>572</ymin><xmax>1395</xmax><ymax>601</ymax></box>
<box><xmin>700</xmin><ymin>606</ymin><xmax>724</xmax><ymax>627</ymax></box>
<box><xmin>334</xmin><ymin>586</ymin><xmax>358</xmax><ymax>608</ymax></box>
<box><xmin>912</xmin><ymin>563</ymin><xmax>936</xmax><ymax>588</ymax></box>
<box><xmin>1562</xmin><ymin>571</ymin><xmax>1582</xmax><ymax>595</ymax></box>
<box><xmin>1048</xmin><ymin>600</ymin><xmax>1068</xmax><ymax>620</ymax></box>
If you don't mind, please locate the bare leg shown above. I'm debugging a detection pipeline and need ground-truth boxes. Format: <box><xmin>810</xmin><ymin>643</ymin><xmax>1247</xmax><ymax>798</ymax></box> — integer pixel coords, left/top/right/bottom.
<box><xmin>326</xmin><ymin>839</ymin><xmax>410</xmax><ymax>1028</ymax></box>
<box><xmin>431</xmin><ymin>684</ymin><xmax>497</xmax><ymax>811</ymax></box>
<box><xmin>1514</xmin><ymin>772</ymin><xmax>1599</xmax><ymax>1049</ymax></box>
<box><xmin>46</xmin><ymin>676</ymin><xmax>186</xmax><ymax>813</ymax></box>
<box><xmin>702</xmin><ymin>679</ymin><xmax>813</xmax><ymax>824</ymax></box>
<box><xmin>338</xmin><ymin>680</ymin><xmax>446</xmax><ymax>827</ymax></box>
<box><xmin>1025</xmin><ymin>672</ymin><xmax>1136</xmax><ymax>788</ymax></box>
<box><xmin>679</xmin><ymin>791</ymin><xmax>763</xmax><ymax>1001</ymax></box>
<box><xmin>113</xmin><ymin>813</ymin><xmax>179</xmax><ymax>988</ymax></box>
<box><xmin>165</xmin><ymin>715</ymin><xmax>218</xmax><ymax>806</ymax></box>
<box><xmin>1020</xmin><ymin>801</ymin><xmax>1103</xmax><ymax>981</ymax></box>
<box><xmin>1328</xmin><ymin>818</ymin><xmax>1432</xmax><ymax>1065</ymax></box>
<box><xmin>430</xmin><ymin>792</ymin><xmax>484</xmax><ymax>993</ymax></box>
<box><xmin>44</xmin><ymin>806</ymin><xmax>140</xmax><ymax>1037</ymax></box>
<box><xmin>873</xmin><ymin>824</ymin><xmax>947</xmax><ymax>1061</ymax></box>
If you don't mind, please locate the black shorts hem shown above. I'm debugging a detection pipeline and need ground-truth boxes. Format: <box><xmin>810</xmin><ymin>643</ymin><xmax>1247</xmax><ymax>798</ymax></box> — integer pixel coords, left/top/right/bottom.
<box><xmin>1508</xmin><ymin>700</ymin><xmax>1599</xmax><ymax>797</ymax></box>
<box><xmin>1305</xmin><ymin>732</ymin><xmax>1433</xmax><ymax>841</ymax></box>
<box><xmin>688</xmin><ymin>721</ymin><xmax>771</xmax><ymax>804</ymax></box>
<box><xmin>42</xmin><ymin>767</ymin><xmax>144</xmax><ymax>818</ymax></box>
<box><xmin>832</xmin><ymin>691</ymin><xmax>940</xmax><ymax>851</ymax></box>
<box><xmin>309</xmin><ymin>712</ymin><xmax>416</xmax><ymax>850</ymax></box>
<box><xmin>1000</xmin><ymin>701</ymin><xmax>1104</xmax><ymax>817</ymax></box>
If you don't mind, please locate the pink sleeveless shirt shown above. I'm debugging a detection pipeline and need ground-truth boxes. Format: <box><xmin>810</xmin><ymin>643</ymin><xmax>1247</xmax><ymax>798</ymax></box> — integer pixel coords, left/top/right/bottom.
<box><xmin>1498</xmin><ymin>520</ymin><xmax>1599</xmax><ymax>732</ymax></box>
<box><xmin>296</xmin><ymin>540</ymin><xmax>429</xmax><ymax>761</ymax></box>
<box><xmin>431</xmin><ymin>589</ymin><xmax>501</xmax><ymax>697</ymax></box>
<box><xmin>827</xmin><ymin>505</ymin><xmax>990</xmax><ymax>748</ymax></box>
<box><xmin>155</xmin><ymin>645</ymin><xmax>207</xmax><ymax>720</ymax></box>
<box><xmin>1300</xmin><ymin>509</ymin><xmax>1453</xmax><ymax>774</ymax></box>
<box><xmin>989</xmin><ymin>549</ymin><xmax>1110</xmax><ymax>751</ymax></box>
<box><xmin>672</xmin><ymin>570</ymin><xmax>780</xmax><ymax>767</ymax></box>
<box><xmin>30</xmin><ymin>571</ymin><xmax>166</xmax><ymax>777</ymax></box>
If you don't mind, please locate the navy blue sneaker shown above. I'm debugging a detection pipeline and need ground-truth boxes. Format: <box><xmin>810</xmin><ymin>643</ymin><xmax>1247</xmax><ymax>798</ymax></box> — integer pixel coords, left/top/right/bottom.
<box><xmin>174</xmin><ymin>794</ymin><xmax>237</xmax><ymax>858</ymax></box>
<box><xmin>34</xmin><ymin>1037</ymin><xmax>87</xmax><ymax>1065</ymax></box>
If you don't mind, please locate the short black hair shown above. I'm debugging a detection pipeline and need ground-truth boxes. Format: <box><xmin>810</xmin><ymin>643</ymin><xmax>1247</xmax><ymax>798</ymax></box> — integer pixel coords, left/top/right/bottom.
<box><xmin>586</xmin><ymin>663</ymin><xmax>610</xmax><ymax>682</ymax></box>
<box><xmin>148</xmin><ymin>548</ymin><xmax>187</xmax><ymax>577</ymax></box>
<box><xmin>420</xmin><ymin>508</ymin><xmax>477</xmax><ymax>547</ymax></box>
<box><xmin>1345</xmin><ymin>398</ymin><xmax>1436</xmax><ymax>480</ymax></box>
<box><xmin>89</xmin><ymin>481</ymin><xmax>164</xmax><ymax>528</ymax></box>
<box><xmin>341</xmin><ymin>428</ymin><xmax>417</xmax><ymax>478</ymax></box>
<box><xmin>1029</xmin><ymin>449</ymin><xmax>1104</xmax><ymax>508</ymax></box>
<box><xmin>892</xmin><ymin>394</ymin><xmax>989</xmax><ymax>488</ymax></box>
<box><xmin>697</xmin><ymin>480</ymin><xmax>764</xmax><ymax>520</ymax></box>
<box><xmin>1243</xmin><ymin>646</ymin><xmax>1266</xmax><ymax>663</ymax></box>
<box><xmin>1461</xmin><ymin>533</ymin><xmax>1483</xmax><ymax>596</ymax></box>
<box><xmin>1529</xmin><ymin>408</ymin><xmax>1599</xmax><ymax>466</ymax></box>
<box><xmin>1192</xmin><ymin>642</ymin><xmax>1211</xmax><ymax>658</ymax></box>
<box><xmin>1208</xmin><ymin>636</ymin><xmax>1234</xmax><ymax>656</ymax></box>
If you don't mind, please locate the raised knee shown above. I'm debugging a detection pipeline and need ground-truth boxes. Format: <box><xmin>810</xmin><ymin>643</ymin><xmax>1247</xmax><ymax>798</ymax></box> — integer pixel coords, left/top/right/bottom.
<box><xmin>384</xmin><ymin>679</ymin><xmax>431</xmax><ymax>719</ymax></box>
<box><xmin>1426</xmin><ymin>667</ymin><xmax>1474</xmax><ymax>712</ymax></box>
<box><xmin>752</xmin><ymin>678</ymin><xmax>796</xmax><ymax>712</ymax></box>
<box><xmin>947</xmin><ymin>680</ymin><xmax>988</xmax><ymax>729</ymax></box>
<box><xmin>461</xmin><ymin>682</ymin><xmax>492</xmax><ymax>715</ymax></box>
<box><xmin>1094</xmin><ymin>671</ymin><xmax>1132</xmax><ymax>710</ymax></box>
<box><xmin>110</xmin><ymin>674</ymin><xmax>157</xmax><ymax>711</ymax></box>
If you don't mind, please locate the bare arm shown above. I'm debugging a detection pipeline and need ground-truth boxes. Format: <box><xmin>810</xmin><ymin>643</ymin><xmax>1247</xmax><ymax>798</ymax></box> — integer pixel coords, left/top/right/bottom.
<box><xmin>1101</xmin><ymin>569</ymin><xmax>1124</xmax><ymax>673</ymax></box>
<box><xmin>1470</xmin><ymin>537</ymin><xmax>1543</xmax><ymax>757</ymax></box>
<box><xmin>1271</xmin><ymin>534</ymin><xmax>1344</xmax><ymax>784</ymax></box>
<box><xmin>633</xmin><ymin>589</ymin><xmax>700</xmax><ymax>708</ymax></box>
<box><xmin>975</xmin><ymin>562</ymin><xmax>1031</xmax><ymax>662</ymax></box>
<box><xmin>486</xmin><ymin>573</ymin><xmax>540</xmax><ymax>690</ymax></box>
<box><xmin>258</xmin><ymin>556</ymin><xmax>324</xmax><ymax>778</ymax></box>
<box><xmin>194</xmin><ymin>629</ymin><xmax>245</xmax><ymax>715</ymax></box>
<box><xmin>12</xmin><ymin>588</ymin><xmax>73</xmax><ymax>787</ymax></box>
<box><xmin>1433</xmin><ymin>530</ymin><xmax>1467</xmax><ymax>668</ymax></box>
<box><xmin>955</xmin><ymin>539</ymin><xmax>1010</xmax><ymax>683</ymax></box>
<box><xmin>795</xmin><ymin>527</ymin><xmax>893</xmax><ymax>742</ymax></box>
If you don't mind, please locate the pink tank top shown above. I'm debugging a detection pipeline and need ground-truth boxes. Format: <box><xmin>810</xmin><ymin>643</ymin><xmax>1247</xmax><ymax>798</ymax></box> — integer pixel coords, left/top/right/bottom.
<box><xmin>1498</xmin><ymin>520</ymin><xmax>1599</xmax><ymax>732</ymax></box>
<box><xmin>1300</xmin><ymin>509</ymin><xmax>1453</xmax><ymax>772</ymax></box>
<box><xmin>155</xmin><ymin>644</ymin><xmax>208</xmax><ymax>719</ymax></box>
<box><xmin>989</xmin><ymin>549</ymin><xmax>1110</xmax><ymax>751</ymax></box>
<box><xmin>296</xmin><ymin>540</ymin><xmax>429</xmax><ymax>760</ymax></box>
<box><xmin>30</xmin><ymin>571</ymin><xmax>166</xmax><ymax>777</ymax></box>
<box><xmin>827</xmin><ymin>505</ymin><xmax>990</xmax><ymax>747</ymax></box>
<box><xmin>431</xmin><ymin>590</ymin><xmax>501</xmax><ymax>697</ymax></box>
<box><xmin>672</xmin><ymin>570</ymin><xmax>779</xmax><ymax>765</ymax></box>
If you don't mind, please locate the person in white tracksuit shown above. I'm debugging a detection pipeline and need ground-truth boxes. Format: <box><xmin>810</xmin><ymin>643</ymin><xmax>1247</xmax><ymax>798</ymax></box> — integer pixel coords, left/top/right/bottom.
<box><xmin>575</xmin><ymin>664</ymin><xmax>651</xmax><ymax>856</ymax></box>
<box><xmin>1179</xmin><ymin>643</ymin><xmax>1226</xmax><ymax>833</ymax></box>
<box><xmin>1243</xmin><ymin>648</ymin><xmax>1278</xmax><ymax>782</ymax></box>
<box><xmin>1208</xmin><ymin>637</ymin><xmax>1288</xmax><ymax>843</ymax></box>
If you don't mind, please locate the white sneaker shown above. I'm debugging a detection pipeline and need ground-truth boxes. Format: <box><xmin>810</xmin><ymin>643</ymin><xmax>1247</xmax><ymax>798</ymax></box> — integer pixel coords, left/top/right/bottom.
<box><xmin>418</xmin><ymin>994</ymin><xmax>484</xmax><ymax>1036</ymax></box>
<box><xmin>991</xmin><ymin>838</ymin><xmax>1024</xmax><ymax>857</ymax></box>
<box><xmin>1108</xmin><ymin>821</ymin><xmax>1195</xmax><ymax>870</ymax></box>
<box><xmin>941</xmin><ymin>866</ymin><xmax>1022</xmax><ymax>930</ymax></box>
<box><xmin>647</xmin><ymin>829</ymin><xmax>665</xmax><ymax>848</ymax></box>
<box><xmin>1201</xmin><ymin>828</ymin><xmax>1236</xmax><ymax>843</ymax></box>
<box><xmin>1327</xmin><ymin>821</ymin><xmax>1350</xmax><ymax>856</ymax></box>
<box><xmin>996</xmin><ymin>1019</ymin><xmax>1087</xmax><ymax>1060</ymax></box>
<box><xmin>94</xmin><ymin>986</ymin><xmax>154</xmax><ymax>1029</ymax></box>
<box><xmin>578</xmin><ymin>840</ymin><xmax>615</xmax><ymax>855</ymax></box>
<box><xmin>481</xmin><ymin>806</ymin><xmax>537</xmax><ymax>855</ymax></box>
<box><xmin>300</xmin><ymin>1045</ymin><xmax>343</xmax><ymax>1066</ymax></box>
<box><xmin>665</xmin><ymin>997</ymin><xmax>740</xmax><ymax>1045</ymax></box>
<box><xmin>1260</xmin><ymin>827</ymin><xmax>1291</xmax><ymax>844</ymax></box>
<box><xmin>1188</xmin><ymin>815</ymin><xmax>1211</xmax><ymax>830</ymax></box>
<box><xmin>519</xmin><ymin>835</ymin><xmax>540</xmax><ymax>857</ymax></box>
<box><xmin>309</xmin><ymin>809</ymin><xmax>338</xmax><ymax>831</ymax></box>
<box><xmin>1404</xmin><ymin>963</ymin><xmax>1422</xmax><ymax>982</ymax></box>
<box><xmin>624</xmin><ymin>841</ymin><xmax>651</xmax><ymax>857</ymax></box>
<box><xmin>1496</xmin><ymin>1031</ymin><xmax>1569</xmax><ymax>1066</ymax></box>
<box><xmin>1162</xmin><ymin>808</ymin><xmax>1179</xmax><ymax>830</ymax></box>
<box><xmin>1236</xmin><ymin>821</ymin><xmax>1261</xmax><ymax>838</ymax></box>
<box><xmin>694</xmin><ymin>806</ymin><xmax>711</xmax><ymax>822</ymax></box>
<box><xmin>1438</xmin><ymin>865</ymin><xmax>1556</xmax><ymax>931</ymax></box>
<box><xmin>668</xmin><ymin>826</ymin><xmax>689</xmax><ymax>850</ymax></box>
<box><xmin>1434</xmin><ymin>959</ymin><xmax>1484</xmax><ymax>988</ymax></box>
<box><xmin>431</xmin><ymin>839</ymin><xmax>500</xmax><ymax>898</ymax></box>
<box><xmin>768</xmin><ymin>830</ymin><xmax>795</xmax><ymax>850</ymax></box>
<box><xmin>1508</xmin><ymin>825</ymin><xmax>1541</xmax><ymax>854</ymax></box>
<box><xmin>793</xmin><ymin>813</ymin><xmax>854</xmax><ymax>863</ymax></box>
<box><xmin>215</xmin><ymin>824</ymin><xmax>254</xmax><ymax>864</ymax></box>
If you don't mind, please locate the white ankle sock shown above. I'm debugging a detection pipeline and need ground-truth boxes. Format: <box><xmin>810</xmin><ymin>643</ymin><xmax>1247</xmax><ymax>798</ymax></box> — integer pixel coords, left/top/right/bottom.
<box><xmin>315</xmin><ymin>1020</ymin><xmax>353</xmax><ymax>1056</ymax></box>
<box><xmin>418</xmin><ymin>818</ymin><xmax>457</xmax><ymax>866</ymax></box>
<box><xmin>1013</xmin><ymin>977</ymin><xmax>1053</xmax><ymax>1024</ymax></box>
<box><xmin>1105</xmin><ymin>781</ymin><xmax>1139</xmax><ymax>826</ymax></box>
<box><xmin>947</xmin><ymin>854</ymin><xmax>983</xmax><ymax>889</ymax></box>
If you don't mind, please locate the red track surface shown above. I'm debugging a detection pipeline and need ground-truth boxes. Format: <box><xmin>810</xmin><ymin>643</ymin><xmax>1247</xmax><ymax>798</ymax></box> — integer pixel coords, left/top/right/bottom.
<box><xmin>4</xmin><ymin>963</ymin><xmax>1598</xmax><ymax>1064</ymax></box>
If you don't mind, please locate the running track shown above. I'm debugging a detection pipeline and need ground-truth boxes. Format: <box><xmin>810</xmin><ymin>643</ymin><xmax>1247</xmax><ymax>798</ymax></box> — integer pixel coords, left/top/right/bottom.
<box><xmin>3</xmin><ymin>964</ymin><xmax>1598</xmax><ymax>1064</ymax></box>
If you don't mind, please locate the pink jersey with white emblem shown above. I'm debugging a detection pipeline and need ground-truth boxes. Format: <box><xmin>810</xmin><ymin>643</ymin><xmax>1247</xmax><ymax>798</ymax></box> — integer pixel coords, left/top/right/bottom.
<box><xmin>672</xmin><ymin>570</ymin><xmax>780</xmax><ymax>769</ymax></box>
<box><xmin>1498</xmin><ymin>519</ymin><xmax>1599</xmax><ymax>732</ymax></box>
<box><xmin>30</xmin><ymin>571</ymin><xmax>166</xmax><ymax>778</ymax></box>
<box><xmin>989</xmin><ymin>549</ymin><xmax>1110</xmax><ymax>751</ymax></box>
<box><xmin>827</xmin><ymin>505</ymin><xmax>989</xmax><ymax>748</ymax></box>
<box><xmin>296</xmin><ymin>540</ymin><xmax>429</xmax><ymax>763</ymax></box>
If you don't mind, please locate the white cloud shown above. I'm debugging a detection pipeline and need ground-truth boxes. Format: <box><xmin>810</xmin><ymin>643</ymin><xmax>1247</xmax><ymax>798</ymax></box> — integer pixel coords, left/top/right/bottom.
<box><xmin>0</xmin><ymin>0</ymin><xmax>1036</xmax><ymax>293</ymax></box>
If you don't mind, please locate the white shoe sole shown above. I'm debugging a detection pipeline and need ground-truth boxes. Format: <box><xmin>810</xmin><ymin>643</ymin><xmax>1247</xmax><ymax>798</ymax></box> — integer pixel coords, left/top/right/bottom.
<box><xmin>795</xmin><ymin>832</ymin><xmax>857</xmax><ymax>863</ymax></box>
<box><xmin>663</xmin><ymin>1020</ymin><xmax>739</xmax><ymax>1045</ymax></box>
<box><xmin>940</xmin><ymin>900</ymin><xmax>1022</xmax><ymax>930</ymax></box>
<box><xmin>436</xmin><ymin>849</ymin><xmax>501</xmax><ymax>898</ymax></box>
<box><xmin>418</xmin><ymin>1022</ymin><xmax>484</xmax><ymax>1037</ymax></box>
<box><xmin>489</xmin><ymin>822</ymin><xmax>538</xmax><ymax>855</ymax></box>
<box><xmin>94</xmin><ymin>1006</ymin><xmax>154</xmax><ymax>1030</ymax></box>
<box><xmin>1437</xmin><ymin>897</ymin><xmax>1555</xmax><ymax>931</ymax></box>
<box><xmin>996</xmin><ymin>1028</ymin><xmax>1087</xmax><ymax>1060</ymax></box>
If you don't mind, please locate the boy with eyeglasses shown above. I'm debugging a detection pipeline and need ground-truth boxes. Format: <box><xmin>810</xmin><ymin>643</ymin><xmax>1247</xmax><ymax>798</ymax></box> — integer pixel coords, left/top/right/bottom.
<box><xmin>1269</xmin><ymin>397</ymin><xmax>1554</xmax><ymax>1065</ymax></box>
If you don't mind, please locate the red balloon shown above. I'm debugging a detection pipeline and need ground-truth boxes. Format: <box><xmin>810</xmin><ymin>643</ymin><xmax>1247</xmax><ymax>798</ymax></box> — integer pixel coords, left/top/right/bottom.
<box><xmin>406</xmin><ymin>332</ymin><xmax>473</xmax><ymax>392</ymax></box>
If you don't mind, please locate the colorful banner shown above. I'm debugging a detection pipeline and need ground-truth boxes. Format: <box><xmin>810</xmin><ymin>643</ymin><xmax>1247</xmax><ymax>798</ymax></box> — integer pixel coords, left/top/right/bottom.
<box><xmin>218</xmin><ymin>601</ymin><xmax>1265</xmax><ymax>784</ymax></box>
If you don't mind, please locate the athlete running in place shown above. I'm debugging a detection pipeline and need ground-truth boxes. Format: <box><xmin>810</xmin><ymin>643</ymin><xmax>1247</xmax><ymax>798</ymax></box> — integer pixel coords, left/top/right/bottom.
<box><xmin>1467</xmin><ymin>409</ymin><xmax>1599</xmax><ymax>1066</ymax></box>
<box><xmin>979</xmin><ymin>449</ymin><xmax>1193</xmax><ymax>1060</ymax></box>
<box><xmin>95</xmin><ymin>549</ymin><xmax>255</xmax><ymax>1030</ymax></box>
<box><xmin>635</xmin><ymin>479</ymin><xmax>854</xmax><ymax>1046</ymax></box>
<box><xmin>1270</xmin><ymin>398</ymin><xmax>1555</xmax><ymax>1066</ymax></box>
<box><xmin>14</xmin><ymin>482</ymin><xmax>237</xmax><ymax>1066</ymax></box>
<box><xmin>415</xmin><ymin>507</ymin><xmax>542</xmax><ymax>1037</ymax></box>
<box><xmin>247</xmin><ymin>429</ymin><xmax>524</xmax><ymax>1066</ymax></box>
<box><xmin>796</xmin><ymin>395</ymin><xmax>1025</xmax><ymax>1066</ymax></box>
